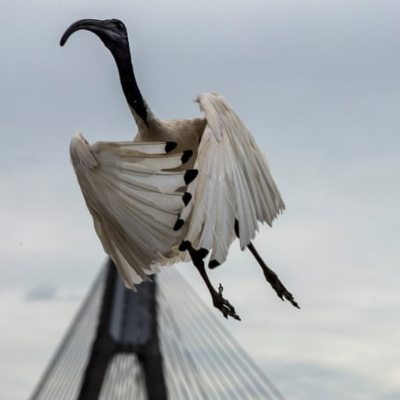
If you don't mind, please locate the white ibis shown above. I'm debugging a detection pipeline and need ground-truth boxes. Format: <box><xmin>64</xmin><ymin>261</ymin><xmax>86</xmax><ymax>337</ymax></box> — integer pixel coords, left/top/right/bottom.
<box><xmin>61</xmin><ymin>18</ymin><xmax>299</xmax><ymax>320</ymax></box>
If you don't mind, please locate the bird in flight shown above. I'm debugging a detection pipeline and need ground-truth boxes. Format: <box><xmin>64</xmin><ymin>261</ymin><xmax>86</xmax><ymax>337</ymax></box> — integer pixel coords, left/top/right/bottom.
<box><xmin>60</xmin><ymin>18</ymin><xmax>299</xmax><ymax>320</ymax></box>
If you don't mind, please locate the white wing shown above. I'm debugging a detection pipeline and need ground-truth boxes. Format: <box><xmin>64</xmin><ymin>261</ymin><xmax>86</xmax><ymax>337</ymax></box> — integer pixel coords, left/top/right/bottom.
<box><xmin>181</xmin><ymin>93</ymin><xmax>285</xmax><ymax>267</ymax></box>
<box><xmin>70</xmin><ymin>133</ymin><xmax>196</xmax><ymax>288</ymax></box>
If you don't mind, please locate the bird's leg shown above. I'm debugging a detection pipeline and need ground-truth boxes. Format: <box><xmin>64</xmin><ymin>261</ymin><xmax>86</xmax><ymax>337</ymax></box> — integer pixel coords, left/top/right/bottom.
<box><xmin>181</xmin><ymin>241</ymin><xmax>241</xmax><ymax>320</ymax></box>
<box><xmin>191</xmin><ymin>250</ymin><xmax>241</xmax><ymax>321</ymax></box>
<box><xmin>234</xmin><ymin>220</ymin><xmax>300</xmax><ymax>309</ymax></box>
<box><xmin>247</xmin><ymin>243</ymin><xmax>300</xmax><ymax>309</ymax></box>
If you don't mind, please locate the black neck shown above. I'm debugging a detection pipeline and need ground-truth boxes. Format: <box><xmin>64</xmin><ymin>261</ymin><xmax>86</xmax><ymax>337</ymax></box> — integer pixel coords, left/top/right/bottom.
<box><xmin>113</xmin><ymin>49</ymin><xmax>148</xmax><ymax>125</ymax></box>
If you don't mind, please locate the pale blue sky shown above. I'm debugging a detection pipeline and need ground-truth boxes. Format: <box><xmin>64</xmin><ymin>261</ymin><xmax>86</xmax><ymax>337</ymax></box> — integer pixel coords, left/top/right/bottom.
<box><xmin>1</xmin><ymin>0</ymin><xmax>399</xmax><ymax>399</ymax></box>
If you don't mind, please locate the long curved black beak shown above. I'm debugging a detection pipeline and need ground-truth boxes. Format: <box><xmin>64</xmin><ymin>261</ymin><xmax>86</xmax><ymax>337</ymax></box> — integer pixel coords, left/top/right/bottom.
<box><xmin>60</xmin><ymin>19</ymin><xmax>105</xmax><ymax>46</ymax></box>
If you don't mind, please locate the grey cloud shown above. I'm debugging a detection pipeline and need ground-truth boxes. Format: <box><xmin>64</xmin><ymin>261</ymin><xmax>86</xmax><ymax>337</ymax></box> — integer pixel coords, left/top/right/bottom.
<box><xmin>379</xmin><ymin>391</ymin><xmax>400</xmax><ymax>400</ymax></box>
<box><xmin>268</xmin><ymin>361</ymin><xmax>380</xmax><ymax>400</ymax></box>
<box><xmin>25</xmin><ymin>285</ymin><xmax>57</xmax><ymax>302</ymax></box>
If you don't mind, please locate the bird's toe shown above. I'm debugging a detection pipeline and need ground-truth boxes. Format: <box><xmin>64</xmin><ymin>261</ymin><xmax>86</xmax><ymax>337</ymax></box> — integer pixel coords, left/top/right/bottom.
<box><xmin>212</xmin><ymin>284</ymin><xmax>241</xmax><ymax>321</ymax></box>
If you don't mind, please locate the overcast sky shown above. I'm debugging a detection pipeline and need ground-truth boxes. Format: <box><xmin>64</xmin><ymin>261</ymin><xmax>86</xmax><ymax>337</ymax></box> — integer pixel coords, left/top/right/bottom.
<box><xmin>1</xmin><ymin>0</ymin><xmax>400</xmax><ymax>399</ymax></box>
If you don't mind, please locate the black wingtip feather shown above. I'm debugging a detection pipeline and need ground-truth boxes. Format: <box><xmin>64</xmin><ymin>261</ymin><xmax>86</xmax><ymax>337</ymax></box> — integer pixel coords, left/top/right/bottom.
<box><xmin>165</xmin><ymin>141</ymin><xmax>177</xmax><ymax>153</ymax></box>
<box><xmin>234</xmin><ymin>219</ymin><xmax>240</xmax><ymax>237</ymax></box>
<box><xmin>209</xmin><ymin>260</ymin><xmax>221</xmax><ymax>269</ymax></box>
<box><xmin>179</xmin><ymin>241</ymin><xmax>190</xmax><ymax>251</ymax></box>
<box><xmin>182</xmin><ymin>192</ymin><xmax>192</xmax><ymax>206</ymax></box>
<box><xmin>181</xmin><ymin>150</ymin><xmax>193</xmax><ymax>164</ymax></box>
<box><xmin>184</xmin><ymin>169</ymin><xmax>198</xmax><ymax>185</ymax></box>
<box><xmin>173</xmin><ymin>218</ymin><xmax>185</xmax><ymax>231</ymax></box>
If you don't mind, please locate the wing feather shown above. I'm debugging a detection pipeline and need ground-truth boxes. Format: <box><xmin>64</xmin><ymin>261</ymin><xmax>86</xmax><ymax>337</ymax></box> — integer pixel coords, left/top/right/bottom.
<box><xmin>183</xmin><ymin>93</ymin><xmax>285</xmax><ymax>266</ymax></box>
<box><xmin>70</xmin><ymin>133</ymin><xmax>192</xmax><ymax>288</ymax></box>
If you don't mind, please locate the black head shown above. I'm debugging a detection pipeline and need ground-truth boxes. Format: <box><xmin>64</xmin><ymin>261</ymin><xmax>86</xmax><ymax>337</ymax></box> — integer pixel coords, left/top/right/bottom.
<box><xmin>60</xmin><ymin>18</ymin><xmax>149</xmax><ymax>124</ymax></box>
<box><xmin>60</xmin><ymin>18</ymin><xmax>129</xmax><ymax>55</ymax></box>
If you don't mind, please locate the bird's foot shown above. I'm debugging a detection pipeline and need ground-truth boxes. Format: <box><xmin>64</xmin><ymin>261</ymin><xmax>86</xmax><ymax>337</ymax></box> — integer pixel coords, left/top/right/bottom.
<box><xmin>212</xmin><ymin>284</ymin><xmax>241</xmax><ymax>321</ymax></box>
<box><xmin>264</xmin><ymin>270</ymin><xmax>300</xmax><ymax>309</ymax></box>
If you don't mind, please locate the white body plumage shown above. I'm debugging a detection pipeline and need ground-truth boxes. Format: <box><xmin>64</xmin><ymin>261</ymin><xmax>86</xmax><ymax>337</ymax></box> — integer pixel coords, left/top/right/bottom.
<box><xmin>71</xmin><ymin>93</ymin><xmax>285</xmax><ymax>288</ymax></box>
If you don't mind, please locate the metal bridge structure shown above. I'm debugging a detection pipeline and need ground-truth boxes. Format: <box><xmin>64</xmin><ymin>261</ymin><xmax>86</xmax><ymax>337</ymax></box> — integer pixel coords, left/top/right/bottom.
<box><xmin>30</xmin><ymin>260</ymin><xmax>286</xmax><ymax>400</ymax></box>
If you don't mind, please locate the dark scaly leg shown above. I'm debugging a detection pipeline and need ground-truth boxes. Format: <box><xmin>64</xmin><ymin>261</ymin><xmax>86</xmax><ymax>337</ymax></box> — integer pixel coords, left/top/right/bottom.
<box><xmin>247</xmin><ymin>243</ymin><xmax>300</xmax><ymax>308</ymax></box>
<box><xmin>235</xmin><ymin>220</ymin><xmax>300</xmax><ymax>309</ymax></box>
<box><xmin>180</xmin><ymin>241</ymin><xmax>241</xmax><ymax>320</ymax></box>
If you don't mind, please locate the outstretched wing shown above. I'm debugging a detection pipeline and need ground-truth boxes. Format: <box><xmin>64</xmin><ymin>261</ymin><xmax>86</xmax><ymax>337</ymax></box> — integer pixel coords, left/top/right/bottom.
<box><xmin>181</xmin><ymin>93</ymin><xmax>285</xmax><ymax>267</ymax></box>
<box><xmin>70</xmin><ymin>133</ymin><xmax>196</xmax><ymax>288</ymax></box>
